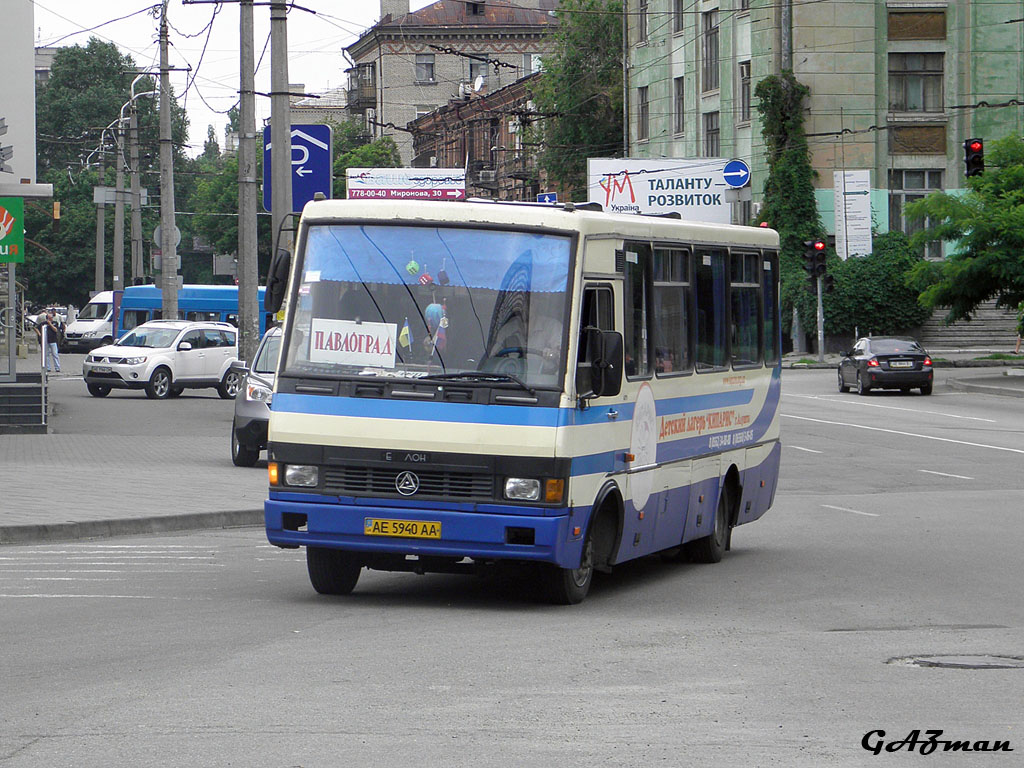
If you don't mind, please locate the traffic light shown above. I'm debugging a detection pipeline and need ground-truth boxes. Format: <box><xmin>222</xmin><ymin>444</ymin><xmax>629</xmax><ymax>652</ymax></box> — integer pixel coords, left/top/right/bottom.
<box><xmin>822</xmin><ymin>274</ymin><xmax>835</xmax><ymax>293</ymax></box>
<box><xmin>803</xmin><ymin>239</ymin><xmax>827</xmax><ymax>276</ymax></box>
<box><xmin>963</xmin><ymin>138</ymin><xmax>984</xmax><ymax>177</ymax></box>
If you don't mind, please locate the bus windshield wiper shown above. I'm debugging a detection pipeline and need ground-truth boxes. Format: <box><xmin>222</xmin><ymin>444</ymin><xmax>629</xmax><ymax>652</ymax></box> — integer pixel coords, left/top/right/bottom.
<box><xmin>420</xmin><ymin>371</ymin><xmax>535</xmax><ymax>395</ymax></box>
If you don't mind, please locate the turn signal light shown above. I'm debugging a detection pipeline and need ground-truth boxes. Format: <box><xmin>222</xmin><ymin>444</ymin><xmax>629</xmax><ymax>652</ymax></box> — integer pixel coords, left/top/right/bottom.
<box><xmin>544</xmin><ymin>478</ymin><xmax>565</xmax><ymax>503</ymax></box>
<box><xmin>268</xmin><ymin>461</ymin><xmax>279</xmax><ymax>486</ymax></box>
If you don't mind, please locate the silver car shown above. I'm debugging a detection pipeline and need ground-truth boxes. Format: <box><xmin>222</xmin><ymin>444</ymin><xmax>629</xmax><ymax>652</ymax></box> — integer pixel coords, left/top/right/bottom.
<box><xmin>231</xmin><ymin>326</ymin><xmax>281</xmax><ymax>466</ymax></box>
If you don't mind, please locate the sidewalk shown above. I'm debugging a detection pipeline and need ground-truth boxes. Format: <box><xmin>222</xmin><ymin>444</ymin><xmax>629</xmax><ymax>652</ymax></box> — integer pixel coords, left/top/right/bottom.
<box><xmin>2</xmin><ymin>349</ymin><xmax>1022</xmax><ymax>546</ymax></box>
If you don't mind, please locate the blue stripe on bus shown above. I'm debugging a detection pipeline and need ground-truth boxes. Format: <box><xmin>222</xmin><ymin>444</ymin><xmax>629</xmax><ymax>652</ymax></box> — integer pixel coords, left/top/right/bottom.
<box><xmin>274</xmin><ymin>387</ymin><xmax>756</xmax><ymax>428</ymax></box>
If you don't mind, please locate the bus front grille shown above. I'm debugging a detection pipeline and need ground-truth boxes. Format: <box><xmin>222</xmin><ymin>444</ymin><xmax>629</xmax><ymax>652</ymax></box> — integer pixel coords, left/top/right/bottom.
<box><xmin>322</xmin><ymin>467</ymin><xmax>494</xmax><ymax>500</ymax></box>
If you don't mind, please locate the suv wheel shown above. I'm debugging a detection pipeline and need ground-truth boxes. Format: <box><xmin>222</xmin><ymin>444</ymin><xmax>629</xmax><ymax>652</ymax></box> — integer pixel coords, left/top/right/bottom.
<box><xmin>218</xmin><ymin>370</ymin><xmax>242</xmax><ymax>399</ymax></box>
<box><xmin>231</xmin><ymin>429</ymin><xmax>260</xmax><ymax>467</ymax></box>
<box><xmin>145</xmin><ymin>367</ymin><xmax>173</xmax><ymax>399</ymax></box>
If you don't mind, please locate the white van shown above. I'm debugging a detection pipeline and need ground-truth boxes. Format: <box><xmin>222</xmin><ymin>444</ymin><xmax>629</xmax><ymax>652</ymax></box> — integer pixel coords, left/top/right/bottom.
<box><xmin>63</xmin><ymin>291</ymin><xmax>114</xmax><ymax>352</ymax></box>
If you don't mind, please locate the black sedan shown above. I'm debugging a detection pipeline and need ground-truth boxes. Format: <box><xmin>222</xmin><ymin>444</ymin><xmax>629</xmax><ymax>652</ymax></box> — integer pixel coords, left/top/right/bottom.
<box><xmin>838</xmin><ymin>336</ymin><xmax>933</xmax><ymax>395</ymax></box>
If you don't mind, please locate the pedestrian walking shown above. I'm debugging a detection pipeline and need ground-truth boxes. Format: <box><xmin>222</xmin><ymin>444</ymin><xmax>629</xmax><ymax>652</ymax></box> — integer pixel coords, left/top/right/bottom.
<box><xmin>42</xmin><ymin>309</ymin><xmax>63</xmax><ymax>373</ymax></box>
<box><xmin>1016</xmin><ymin>301</ymin><xmax>1024</xmax><ymax>355</ymax></box>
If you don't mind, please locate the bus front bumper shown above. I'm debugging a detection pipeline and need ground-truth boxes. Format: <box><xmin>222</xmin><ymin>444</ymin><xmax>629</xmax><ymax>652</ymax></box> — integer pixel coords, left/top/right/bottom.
<box><xmin>265</xmin><ymin>497</ymin><xmax>583</xmax><ymax>568</ymax></box>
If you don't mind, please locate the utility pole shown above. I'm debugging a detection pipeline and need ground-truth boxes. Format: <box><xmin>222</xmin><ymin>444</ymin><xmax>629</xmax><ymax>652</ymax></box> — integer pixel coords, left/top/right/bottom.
<box><xmin>159</xmin><ymin>0</ymin><xmax>179</xmax><ymax>318</ymax></box>
<box><xmin>238</xmin><ymin>0</ymin><xmax>259</xmax><ymax>363</ymax></box>
<box><xmin>270</xmin><ymin>1</ymin><xmax>293</xmax><ymax>268</ymax></box>
<box><xmin>113</xmin><ymin>125</ymin><xmax>126</xmax><ymax>294</ymax></box>
<box><xmin>130</xmin><ymin>103</ymin><xmax>144</xmax><ymax>283</ymax></box>
<box><xmin>94</xmin><ymin>143</ymin><xmax>106</xmax><ymax>293</ymax></box>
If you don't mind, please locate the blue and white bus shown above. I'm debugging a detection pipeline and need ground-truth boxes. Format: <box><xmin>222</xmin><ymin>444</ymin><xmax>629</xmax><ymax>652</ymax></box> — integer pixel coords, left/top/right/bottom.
<box><xmin>116</xmin><ymin>284</ymin><xmax>270</xmax><ymax>337</ymax></box>
<box><xmin>264</xmin><ymin>199</ymin><xmax>781</xmax><ymax>603</ymax></box>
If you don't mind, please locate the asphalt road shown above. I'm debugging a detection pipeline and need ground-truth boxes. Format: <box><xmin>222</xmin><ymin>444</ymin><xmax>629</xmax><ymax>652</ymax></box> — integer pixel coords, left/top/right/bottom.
<box><xmin>1</xmin><ymin>368</ymin><xmax>1022</xmax><ymax>766</ymax></box>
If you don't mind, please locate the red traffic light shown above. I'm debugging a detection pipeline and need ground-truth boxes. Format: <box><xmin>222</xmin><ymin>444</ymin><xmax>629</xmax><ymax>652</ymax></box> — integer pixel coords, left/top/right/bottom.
<box><xmin>813</xmin><ymin>240</ymin><xmax>826</xmax><ymax>251</ymax></box>
<box><xmin>969</xmin><ymin>140</ymin><xmax>983</xmax><ymax>152</ymax></box>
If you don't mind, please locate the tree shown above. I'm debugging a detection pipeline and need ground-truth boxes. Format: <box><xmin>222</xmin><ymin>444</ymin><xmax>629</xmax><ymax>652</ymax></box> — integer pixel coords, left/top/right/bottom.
<box><xmin>529</xmin><ymin>0</ymin><xmax>623</xmax><ymax>198</ymax></box>
<box><xmin>26</xmin><ymin>38</ymin><xmax>189</xmax><ymax>307</ymax></box>
<box><xmin>906</xmin><ymin>133</ymin><xmax>1024</xmax><ymax>323</ymax></box>
<box><xmin>332</xmin><ymin>134</ymin><xmax>402</xmax><ymax>199</ymax></box>
<box><xmin>755</xmin><ymin>71</ymin><xmax>825</xmax><ymax>340</ymax></box>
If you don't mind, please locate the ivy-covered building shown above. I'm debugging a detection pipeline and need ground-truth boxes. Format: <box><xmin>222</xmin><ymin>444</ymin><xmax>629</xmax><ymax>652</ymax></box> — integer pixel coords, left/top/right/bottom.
<box><xmin>626</xmin><ymin>0</ymin><xmax>1024</xmax><ymax>254</ymax></box>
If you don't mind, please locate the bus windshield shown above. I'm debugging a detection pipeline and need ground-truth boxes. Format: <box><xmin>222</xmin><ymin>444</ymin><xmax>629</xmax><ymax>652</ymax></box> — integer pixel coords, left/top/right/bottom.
<box><xmin>284</xmin><ymin>224</ymin><xmax>573</xmax><ymax>389</ymax></box>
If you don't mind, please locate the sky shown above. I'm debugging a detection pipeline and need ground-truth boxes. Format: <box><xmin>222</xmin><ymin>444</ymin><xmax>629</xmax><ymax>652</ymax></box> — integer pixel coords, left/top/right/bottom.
<box><xmin>31</xmin><ymin>0</ymin><xmax>434</xmax><ymax>157</ymax></box>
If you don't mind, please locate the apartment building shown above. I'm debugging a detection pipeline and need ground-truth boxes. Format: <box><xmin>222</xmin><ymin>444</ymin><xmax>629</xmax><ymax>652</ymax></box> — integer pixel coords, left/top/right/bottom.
<box><xmin>346</xmin><ymin>0</ymin><xmax>559</xmax><ymax>165</ymax></box>
<box><xmin>627</xmin><ymin>0</ymin><xmax>1024</xmax><ymax>246</ymax></box>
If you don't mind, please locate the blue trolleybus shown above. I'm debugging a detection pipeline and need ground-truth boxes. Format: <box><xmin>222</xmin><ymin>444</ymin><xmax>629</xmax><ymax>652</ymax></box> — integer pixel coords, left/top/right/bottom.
<box><xmin>116</xmin><ymin>284</ymin><xmax>270</xmax><ymax>337</ymax></box>
<box><xmin>263</xmin><ymin>199</ymin><xmax>781</xmax><ymax>603</ymax></box>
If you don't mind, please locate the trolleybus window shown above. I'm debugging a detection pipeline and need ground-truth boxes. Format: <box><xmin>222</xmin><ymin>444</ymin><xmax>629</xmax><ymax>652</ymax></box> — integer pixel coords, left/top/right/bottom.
<box><xmin>695</xmin><ymin>248</ymin><xmax>728</xmax><ymax>371</ymax></box>
<box><xmin>731</xmin><ymin>251</ymin><xmax>762</xmax><ymax>367</ymax></box>
<box><xmin>653</xmin><ymin>247</ymin><xmax>691</xmax><ymax>375</ymax></box>
<box><xmin>763</xmin><ymin>251</ymin><xmax>780</xmax><ymax>365</ymax></box>
<box><xmin>624</xmin><ymin>243</ymin><xmax>653</xmax><ymax>378</ymax></box>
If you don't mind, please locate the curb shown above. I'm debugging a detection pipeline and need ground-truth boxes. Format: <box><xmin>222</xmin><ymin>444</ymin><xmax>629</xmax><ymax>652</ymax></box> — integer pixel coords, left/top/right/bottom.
<box><xmin>946</xmin><ymin>378</ymin><xmax>1024</xmax><ymax>399</ymax></box>
<box><xmin>0</xmin><ymin>509</ymin><xmax>264</xmax><ymax>545</ymax></box>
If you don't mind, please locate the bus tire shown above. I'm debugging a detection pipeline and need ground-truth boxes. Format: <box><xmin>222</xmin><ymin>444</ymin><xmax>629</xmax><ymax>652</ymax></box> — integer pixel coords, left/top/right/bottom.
<box><xmin>685</xmin><ymin>485</ymin><xmax>730</xmax><ymax>564</ymax></box>
<box><xmin>306</xmin><ymin>547</ymin><xmax>362</xmax><ymax>595</ymax></box>
<box><xmin>540</xmin><ymin>526</ymin><xmax>594</xmax><ymax>605</ymax></box>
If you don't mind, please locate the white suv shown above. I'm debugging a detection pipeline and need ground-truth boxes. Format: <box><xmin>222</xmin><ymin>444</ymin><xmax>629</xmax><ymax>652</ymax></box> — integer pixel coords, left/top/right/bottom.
<box><xmin>83</xmin><ymin>320</ymin><xmax>243</xmax><ymax>400</ymax></box>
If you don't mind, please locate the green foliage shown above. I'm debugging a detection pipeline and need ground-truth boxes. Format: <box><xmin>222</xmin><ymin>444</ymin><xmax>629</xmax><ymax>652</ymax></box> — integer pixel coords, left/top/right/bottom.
<box><xmin>807</xmin><ymin>231</ymin><xmax>931</xmax><ymax>338</ymax></box>
<box><xmin>754</xmin><ymin>72</ymin><xmax>824</xmax><ymax>335</ymax></box>
<box><xmin>25</xmin><ymin>38</ymin><xmax>189</xmax><ymax>306</ymax></box>
<box><xmin>905</xmin><ymin>133</ymin><xmax>1024</xmax><ymax>323</ymax></box>
<box><xmin>529</xmin><ymin>0</ymin><xmax>623</xmax><ymax>197</ymax></box>
<box><xmin>332</xmin><ymin>135</ymin><xmax>402</xmax><ymax>198</ymax></box>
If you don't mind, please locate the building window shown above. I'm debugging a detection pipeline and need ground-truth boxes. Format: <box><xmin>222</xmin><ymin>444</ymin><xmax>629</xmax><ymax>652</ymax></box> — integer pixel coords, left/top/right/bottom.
<box><xmin>739</xmin><ymin>0</ymin><xmax>751</xmax><ymax>12</ymax></box>
<box><xmin>739</xmin><ymin>61</ymin><xmax>751</xmax><ymax>122</ymax></box>
<box><xmin>638</xmin><ymin>86</ymin><xmax>650</xmax><ymax>141</ymax></box>
<box><xmin>888</xmin><ymin>11</ymin><xmax>946</xmax><ymax>40</ymax></box>
<box><xmin>674</xmin><ymin>0</ymin><xmax>685</xmax><ymax>33</ymax></box>
<box><xmin>889</xmin><ymin>169</ymin><xmax>944</xmax><ymax>259</ymax></box>
<box><xmin>674</xmin><ymin>77</ymin><xmax>685</xmax><ymax>134</ymax></box>
<box><xmin>639</xmin><ymin>0</ymin><xmax>649</xmax><ymax>42</ymax></box>
<box><xmin>889</xmin><ymin>53</ymin><xmax>943</xmax><ymax>112</ymax></box>
<box><xmin>415</xmin><ymin>105</ymin><xmax>433</xmax><ymax>120</ymax></box>
<box><xmin>524</xmin><ymin>53</ymin><xmax>543</xmax><ymax>74</ymax></box>
<box><xmin>469</xmin><ymin>59</ymin><xmax>487</xmax><ymax>85</ymax></box>
<box><xmin>703</xmin><ymin>111</ymin><xmax>720</xmax><ymax>156</ymax></box>
<box><xmin>702</xmin><ymin>9</ymin><xmax>720</xmax><ymax>91</ymax></box>
<box><xmin>415</xmin><ymin>54</ymin><xmax>435</xmax><ymax>83</ymax></box>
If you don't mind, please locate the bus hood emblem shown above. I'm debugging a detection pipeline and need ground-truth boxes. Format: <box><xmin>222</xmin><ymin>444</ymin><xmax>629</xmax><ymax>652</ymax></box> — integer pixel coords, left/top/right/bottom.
<box><xmin>395</xmin><ymin>471</ymin><xmax>420</xmax><ymax>496</ymax></box>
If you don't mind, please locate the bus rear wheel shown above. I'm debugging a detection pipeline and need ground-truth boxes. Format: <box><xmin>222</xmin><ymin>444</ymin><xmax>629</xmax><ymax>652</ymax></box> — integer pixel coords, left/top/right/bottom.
<box><xmin>540</xmin><ymin>528</ymin><xmax>594</xmax><ymax>605</ymax></box>
<box><xmin>685</xmin><ymin>486</ymin><xmax>730</xmax><ymax>564</ymax></box>
<box><xmin>306</xmin><ymin>547</ymin><xmax>362</xmax><ymax>595</ymax></box>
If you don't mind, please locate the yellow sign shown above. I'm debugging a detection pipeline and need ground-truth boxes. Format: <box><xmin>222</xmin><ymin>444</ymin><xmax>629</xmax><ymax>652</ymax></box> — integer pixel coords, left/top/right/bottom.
<box><xmin>364</xmin><ymin>518</ymin><xmax>442</xmax><ymax>539</ymax></box>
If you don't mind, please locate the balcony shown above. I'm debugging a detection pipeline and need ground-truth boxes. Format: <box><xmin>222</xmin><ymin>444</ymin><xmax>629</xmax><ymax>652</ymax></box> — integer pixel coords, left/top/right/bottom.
<box><xmin>347</xmin><ymin>84</ymin><xmax>376</xmax><ymax>112</ymax></box>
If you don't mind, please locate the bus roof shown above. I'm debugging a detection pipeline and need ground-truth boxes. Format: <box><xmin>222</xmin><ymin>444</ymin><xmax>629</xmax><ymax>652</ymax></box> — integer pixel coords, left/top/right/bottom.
<box><xmin>297</xmin><ymin>199</ymin><xmax>780</xmax><ymax>250</ymax></box>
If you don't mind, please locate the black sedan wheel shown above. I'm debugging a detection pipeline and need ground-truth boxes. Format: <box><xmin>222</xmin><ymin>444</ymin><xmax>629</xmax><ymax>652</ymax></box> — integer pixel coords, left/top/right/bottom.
<box><xmin>231</xmin><ymin>429</ymin><xmax>260</xmax><ymax>467</ymax></box>
<box><xmin>837</xmin><ymin>368</ymin><xmax>850</xmax><ymax>393</ymax></box>
<box><xmin>856</xmin><ymin>371</ymin><xmax>871</xmax><ymax>396</ymax></box>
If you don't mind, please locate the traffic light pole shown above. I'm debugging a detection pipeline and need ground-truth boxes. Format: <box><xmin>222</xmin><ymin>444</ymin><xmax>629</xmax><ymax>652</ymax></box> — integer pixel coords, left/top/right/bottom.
<box><xmin>816</xmin><ymin>276</ymin><xmax>825</xmax><ymax>363</ymax></box>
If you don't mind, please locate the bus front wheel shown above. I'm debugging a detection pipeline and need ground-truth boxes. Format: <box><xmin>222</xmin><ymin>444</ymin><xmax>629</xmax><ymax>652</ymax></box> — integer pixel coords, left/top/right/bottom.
<box><xmin>306</xmin><ymin>547</ymin><xmax>362</xmax><ymax>595</ymax></box>
<box><xmin>540</xmin><ymin>529</ymin><xmax>594</xmax><ymax>605</ymax></box>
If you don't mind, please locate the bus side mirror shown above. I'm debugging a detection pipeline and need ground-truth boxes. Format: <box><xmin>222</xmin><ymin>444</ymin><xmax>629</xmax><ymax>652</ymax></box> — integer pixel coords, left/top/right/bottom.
<box><xmin>265</xmin><ymin>248</ymin><xmax>291</xmax><ymax>314</ymax></box>
<box><xmin>579</xmin><ymin>327</ymin><xmax>623</xmax><ymax>400</ymax></box>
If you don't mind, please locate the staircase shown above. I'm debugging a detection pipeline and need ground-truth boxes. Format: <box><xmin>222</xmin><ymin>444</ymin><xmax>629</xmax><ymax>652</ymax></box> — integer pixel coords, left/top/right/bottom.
<box><xmin>0</xmin><ymin>373</ymin><xmax>47</xmax><ymax>434</ymax></box>
<box><xmin>916</xmin><ymin>300</ymin><xmax>1019</xmax><ymax>352</ymax></box>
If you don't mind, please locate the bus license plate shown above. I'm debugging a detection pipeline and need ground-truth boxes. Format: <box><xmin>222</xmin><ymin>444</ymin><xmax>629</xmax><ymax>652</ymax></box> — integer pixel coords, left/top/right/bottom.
<box><xmin>364</xmin><ymin>518</ymin><xmax>441</xmax><ymax>539</ymax></box>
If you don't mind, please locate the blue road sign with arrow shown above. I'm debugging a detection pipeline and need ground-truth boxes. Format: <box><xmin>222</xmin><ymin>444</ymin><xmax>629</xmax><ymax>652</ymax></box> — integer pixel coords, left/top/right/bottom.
<box><xmin>537</xmin><ymin>192</ymin><xmax>558</xmax><ymax>203</ymax></box>
<box><xmin>722</xmin><ymin>159</ymin><xmax>751</xmax><ymax>189</ymax></box>
<box><xmin>263</xmin><ymin>124</ymin><xmax>333</xmax><ymax>212</ymax></box>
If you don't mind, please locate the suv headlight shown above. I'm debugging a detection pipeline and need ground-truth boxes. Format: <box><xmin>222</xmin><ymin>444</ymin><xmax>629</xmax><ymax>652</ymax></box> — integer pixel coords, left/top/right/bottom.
<box><xmin>124</xmin><ymin>356</ymin><xmax>147</xmax><ymax>365</ymax></box>
<box><xmin>284</xmin><ymin>464</ymin><xmax>319</xmax><ymax>487</ymax></box>
<box><xmin>246</xmin><ymin>382</ymin><xmax>273</xmax><ymax>403</ymax></box>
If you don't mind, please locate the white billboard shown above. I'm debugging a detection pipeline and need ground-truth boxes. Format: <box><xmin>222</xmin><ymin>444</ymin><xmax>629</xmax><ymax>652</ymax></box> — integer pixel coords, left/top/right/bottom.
<box><xmin>588</xmin><ymin>158</ymin><xmax>733</xmax><ymax>223</ymax></box>
<box><xmin>346</xmin><ymin>168</ymin><xmax>466</xmax><ymax>201</ymax></box>
<box><xmin>833</xmin><ymin>170</ymin><xmax>873</xmax><ymax>259</ymax></box>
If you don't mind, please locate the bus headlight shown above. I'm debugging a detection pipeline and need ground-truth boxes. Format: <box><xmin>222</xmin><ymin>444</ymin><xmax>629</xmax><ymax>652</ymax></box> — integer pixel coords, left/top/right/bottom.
<box><xmin>504</xmin><ymin>477</ymin><xmax>541</xmax><ymax>501</ymax></box>
<box><xmin>284</xmin><ymin>464</ymin><xmax>319</xmax><ymax>487</ymax></box>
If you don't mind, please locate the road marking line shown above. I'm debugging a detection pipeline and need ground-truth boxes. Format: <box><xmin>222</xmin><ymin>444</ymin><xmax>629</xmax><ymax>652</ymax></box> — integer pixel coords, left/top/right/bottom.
<box><xmin>784</xmin><ymin>394</ymin><xmax>997</xmax><ymax>422</ymax></box>
<box><xmin>789</xmin><ymin>445</ymin><xmax>823</xmax><ymax>453</ymax></box>
<box><xmin>782</xmin><ymin>413</ymin><xmax>1024</xmax><ymax>454</ymax></box>
<box><xmin>821</xmin><ymin>504</ymin><xmax>879</xmax><ymax>517</ymax></box>
<box><xmin>919</xmin><ymin>469</ymin><xmax>974</xmax><ymax>480</ymax></box>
